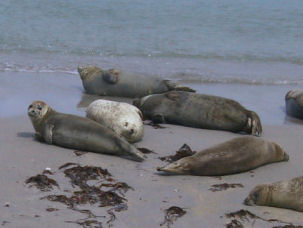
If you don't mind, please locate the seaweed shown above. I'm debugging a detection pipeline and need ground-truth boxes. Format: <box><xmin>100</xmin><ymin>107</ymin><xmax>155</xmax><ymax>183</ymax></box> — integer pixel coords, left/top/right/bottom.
<box><xmin>66</xmin><ymin>219</ymin><xmax>103</xmax><ymax>228</ymax></box>
<box><xmin>224</xmin><ymin>209</ymin><xmax>300</xmax><ymax>228</ymax></box>
<box><xmin>59</xmin><ymin>162</ymin><xmax>79</xmax><ymax>170</ymax></box>
<box><xmin>46</xmin><ymin>208</ymin><xmax>59</xmax><ymax>212</ymax></box>
<box><xmin>74</xmin><ymin>151</ymin><xmax>88</xmax><ymax>156</ymax></box>
<box><xmin>1</xmin><ymin>221</ymin><xmax>10</xmax><ymax>226</ymax></box>
<box><xmin>47</xmin><ymin>164</ymin><xmax>130</xmax><ymax>227</ymax></box>
<box><xmin>273</xmin><ymin>226</ymin><xmax>303</xmax><ymax>228</ymax></box>
<box><xmin>25</xmin><ymin>174</ymin><xmax>59</xmax><ymax>191</ymax></box>
<box><xmin>42</xmin><ymin>170</ymin><xmax>54</xmax><ymax>175</ymax></box>
<box><xmin>63</xmin><ymin>164</ymin><xmax>112</xmax><ymax>187</ymax></box>
<box><xmin>159</xmin><ymin>144</ymin><xmax>196</xmax><ymax>162</ymax></box>
<box><xmin>106</xmin><ymin>203</ymin><xmax>128</xmax><ymax>227</ymax></box>
<box><xmin>226</xmin><ymin>209</ymin><xmax>260</xmax><ymax>221</ymax></box>
<box><xmin>27</xmin><ymin>163</ymin><xmax>132</xmax><ymax>227</ymax></box>
<box><xmin>226</xmin><ymin>219</ymin><xmax>243</xmax><ymax>228</ymax></box>
<box><xmin>160</xmin><ymin>206</ymin><xmax>186</xmax><ymax>228</ymax></box>
<box><xmin>99</xmin><ymin>182</ymin><xmax>134</xmax><ymax>196</ymax></box>
<box><xmin>209</xmin><ymin>183</ymin><xmax>244</xmax><ymax>192</ymax></box>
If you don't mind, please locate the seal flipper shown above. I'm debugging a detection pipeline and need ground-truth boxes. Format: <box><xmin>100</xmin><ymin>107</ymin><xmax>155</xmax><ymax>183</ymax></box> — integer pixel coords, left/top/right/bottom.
<box><xmin>246</xmin><ymin>111</ymin><xmax>262</xmax><ymax>136</ymax></box>
<box><xmin>152</xmin><ymin>113</ymin><xmax>165</xmax><ymax>124</ymax></box>
<box><xmin>43</xmin><ymin>124</ymin><xmax>54</xmax><ymax>144</ymax></box>
<box><xmin>164</xmin><ymin>80</ymin><xmax>196</xmax><ymax>93</ymax></box>
<box><xmin>102</xmin><ymin>69</ymin><xmax>120</xmax><ymax>84</ymax></box>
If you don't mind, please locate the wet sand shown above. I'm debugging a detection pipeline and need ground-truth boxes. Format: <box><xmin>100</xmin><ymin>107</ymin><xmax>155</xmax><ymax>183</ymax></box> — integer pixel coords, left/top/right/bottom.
<box><xmin>1</xmin><ymin>72</ymin><xmax>303</xmax><ymax>227</ymax></box>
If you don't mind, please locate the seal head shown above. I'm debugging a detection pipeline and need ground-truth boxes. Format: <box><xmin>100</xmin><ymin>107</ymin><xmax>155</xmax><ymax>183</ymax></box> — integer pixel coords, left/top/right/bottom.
<box><xmin>244</xmin><ymin>185</ymin><xmax>269</xmax><ymax>206</ymax></box>
<box><xmin>78</xmin><ymin>66</ymin><xmax>103</xmax><ymax>81</ymax></box>
<box><xmin>157</xmin><ymin>157</ymin><xmax>195</xmax><ymax>175</ymax></box>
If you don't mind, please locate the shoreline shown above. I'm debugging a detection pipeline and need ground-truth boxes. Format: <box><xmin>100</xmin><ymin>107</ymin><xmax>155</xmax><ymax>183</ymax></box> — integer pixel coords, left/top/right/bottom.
<box><xmin>1</xmin><ymin>71</ymin><xmax>303</xmax><ymax>227</ymax></box>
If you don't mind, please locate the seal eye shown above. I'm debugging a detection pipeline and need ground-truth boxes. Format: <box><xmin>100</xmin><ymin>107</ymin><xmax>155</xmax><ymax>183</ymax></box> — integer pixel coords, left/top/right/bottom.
<box><xmin>37</xmin><ymin>105</ymin><xmax>42</xmax><ymax>111</ymax></box>
<box><xmin>28</xmin><ymin>105</ymin><xmax>33</xmax><ymax>110</ymax></box>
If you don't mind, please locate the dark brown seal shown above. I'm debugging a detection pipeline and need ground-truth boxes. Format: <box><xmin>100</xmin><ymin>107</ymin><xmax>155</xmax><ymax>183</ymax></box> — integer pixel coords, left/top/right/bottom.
<box><xmin>133</xmin><ymin>91</ymin><xmax>262</xmax><ymax>136</ymax></box>
<box><xmin>285</xmin><ymin>89</ymin><xmax>303</xmax><ymax>119</ymax></box>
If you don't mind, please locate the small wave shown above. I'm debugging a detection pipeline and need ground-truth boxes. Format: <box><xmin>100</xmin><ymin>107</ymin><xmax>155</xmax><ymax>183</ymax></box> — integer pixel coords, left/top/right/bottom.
<box><xmin>172</xmin><ymin>73</ymin><xmax>303</xmax><ymax>86</ymax></box>
<box><xmin>0</xmin><ymin>63</ymin><xmax>78</xmax><ymax>75</ymax></box>
<box><xmin>1</xmin><ymin>62</ymin><xmax>302</xmax><ymax>86</ymax></box>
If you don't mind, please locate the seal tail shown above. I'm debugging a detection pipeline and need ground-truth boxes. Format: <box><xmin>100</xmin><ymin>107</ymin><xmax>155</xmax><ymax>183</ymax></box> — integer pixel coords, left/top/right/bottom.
<box><xmin>247</xmin><ymin>111</ymin><xmax>262</xmax><ymax>136</ymax></box>
<box><xmin>164</xmin><ymin>80</ymin><xmax>196</xmax><ymax>93</ymax></box>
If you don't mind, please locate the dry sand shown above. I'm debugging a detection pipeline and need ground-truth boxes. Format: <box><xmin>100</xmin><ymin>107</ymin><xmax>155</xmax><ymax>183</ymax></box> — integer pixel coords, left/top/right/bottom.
<box><xmin>1</xmin><ymin>72</ymin><xmax>303</xmax><ymax>227</ymax></box>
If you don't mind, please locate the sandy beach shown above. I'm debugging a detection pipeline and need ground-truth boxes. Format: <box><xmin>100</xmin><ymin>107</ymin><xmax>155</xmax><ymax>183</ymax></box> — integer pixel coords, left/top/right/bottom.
<box><xmin>0</xmin><ymin>72</ymin><xmax>303</xmax><ymax>227</ymax></box>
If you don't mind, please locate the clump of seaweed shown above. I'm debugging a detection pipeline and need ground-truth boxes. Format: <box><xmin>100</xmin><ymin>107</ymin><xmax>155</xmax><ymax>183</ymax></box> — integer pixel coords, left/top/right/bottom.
<box><xmin>160</xmin><ymin>206</ymin><xmax>186</xmax><ymax>228</ymax></box>
<box><xmin>209</xmin><ymin>183</ymin><xmax>244</xmax><ymax>192</ymax></box>
<box><xmin>62</xmin><ymin>164</ymin><xmax>112</xmax><ymax>187</ymax></box>
<box><xmin>159</xmin><ymin>144</ymin><xmax>196</xmax><ymax>162</ymax></box>
<box><xmin>27</xmin><ymin>163</ymin><xmax>131</xmax><ymax>227</ymax></box>
<box><xmin>225</xmin><ymin>209</ymin><xmax>301</xmax><ymax>228</ymax></box>
<box><xmin>25</xmin><ymin>174</ymin><xmax>59</xmax><ymax>191</ymax></box>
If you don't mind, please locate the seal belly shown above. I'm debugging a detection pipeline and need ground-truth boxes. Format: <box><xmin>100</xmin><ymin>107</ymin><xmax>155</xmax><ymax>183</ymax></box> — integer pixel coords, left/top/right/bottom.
<box><xmin>46</xmin><ymin>113</ymin><xmax>145</xmax><ymax>161</ymax></box>
<box><xmin>85</xmin><ymin>72</ymin><xmax>168</xmax><ymax>97</ymax></box>
<box><xmin>165</xmin><ymin>94</ymin><xmax>248</xmax><ymax>131</ymax></box>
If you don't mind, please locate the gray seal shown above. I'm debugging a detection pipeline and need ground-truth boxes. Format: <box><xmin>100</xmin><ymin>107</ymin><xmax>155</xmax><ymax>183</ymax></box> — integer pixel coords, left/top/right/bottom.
<box><xmin>27</xmin><ymin>101</ymin><xmax>146</xmax><ymax>162</ymax></box>
<box><xmin>157</xmin><ymin>136</ymin><xmax>289</xmax><ymax>176</ymax></box>
<box><xmin>133</xmin><ymin>91</ymin><xmax>262</xmax><ymax>136</ymax></box>
<box><xmin>244</xmin><ymin>176</ymin><xmax>303</xmax><ymax>212</ymax></box>
<box><xmin>285</xmin><ymin>89</ymin><xmax>303</xmax><ymax>119</ymax></box>
<box><xmin>77</xmin><ymin>66</ymin><xmax>195</xmax><ymax>98</ymax></box>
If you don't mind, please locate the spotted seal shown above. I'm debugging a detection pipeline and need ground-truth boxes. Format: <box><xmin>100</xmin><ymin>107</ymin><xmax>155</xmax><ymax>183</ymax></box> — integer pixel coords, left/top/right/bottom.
<box><xmin>86</xmin><ymin>99</ymin><xmax>144</xmax><ymax>143</ymax></box>
<box><xmin>133</xmin><ymin>91</ymin><xmax>262</xmax><ymax>136</ymax></box>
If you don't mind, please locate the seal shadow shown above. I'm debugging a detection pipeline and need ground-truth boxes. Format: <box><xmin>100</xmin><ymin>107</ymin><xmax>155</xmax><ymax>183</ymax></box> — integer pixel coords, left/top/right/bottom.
<box><xmin>17</xmin><ymin>132</ymin><xmax>34</xmax><ymax>138</ymax></box>
<box><xmin>155</xmin><ymin>171</ymin><xmax>183</xmax><ymax>176</ymax></box>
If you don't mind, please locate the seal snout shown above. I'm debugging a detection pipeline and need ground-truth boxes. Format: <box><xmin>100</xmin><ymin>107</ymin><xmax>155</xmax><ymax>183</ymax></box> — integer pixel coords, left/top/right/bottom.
<box><xmin>243</xmin><ymin>197</ymin><xmax>252</xmax><ymax>206</ymax></box>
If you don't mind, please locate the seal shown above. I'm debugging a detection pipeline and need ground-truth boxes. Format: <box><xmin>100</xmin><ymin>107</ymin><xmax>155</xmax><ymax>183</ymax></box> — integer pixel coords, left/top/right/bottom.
<box><xmin>157</xmin><ymin>136</ymin><xmax>289</xmax><ymax>176</ymax></box>
<box><xmin>86</xmin><ymin>99</ymin><xmax>144</xmax><ymax>143</ymax></box>
<box><xmin>27</xmin><ymin>101</ymin><xmax>146</xmax><ymax>162</ymax></box>
<box><xmin>77</xmin><ymin>65</ymin><xmax>195</xmax><ymax>97</ymax></box>
<box><xmin>244</xmin><ymin>176</ymin><xmax>303</xmax><ymax>212</ymax></box>
<box><xmin>133</xmin><ymin>91</ymin><xmax>262</xmax><ymax>136</ymax></box>
<box><xmin>285</xmin><ymin>89</ymin><xmax>303</xmax><ymax>119</ymax></box>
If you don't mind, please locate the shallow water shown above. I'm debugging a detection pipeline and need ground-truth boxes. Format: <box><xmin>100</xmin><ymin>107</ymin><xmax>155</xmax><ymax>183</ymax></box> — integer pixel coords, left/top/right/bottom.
<box><xmin>1</xmin><ymin>71</ymin><xmax>303</xmax><ymax>127</ymax></box>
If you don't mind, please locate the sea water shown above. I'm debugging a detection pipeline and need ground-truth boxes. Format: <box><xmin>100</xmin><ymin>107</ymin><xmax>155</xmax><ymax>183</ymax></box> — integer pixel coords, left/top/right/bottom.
<box><xmin>1</xmin><ymin>0</ymin><xmax>303</xmax><ymax>124</ymax></box>
<box><xmin>1</xmin><ymin>0</ymin><xmax>303</xmax><ymax>84</ymax></box>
